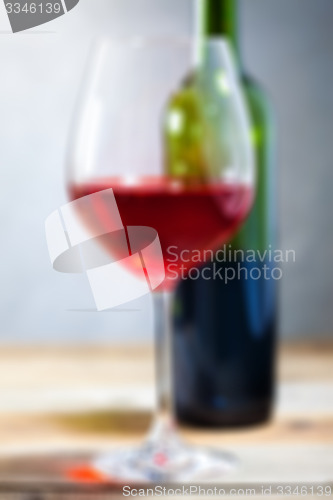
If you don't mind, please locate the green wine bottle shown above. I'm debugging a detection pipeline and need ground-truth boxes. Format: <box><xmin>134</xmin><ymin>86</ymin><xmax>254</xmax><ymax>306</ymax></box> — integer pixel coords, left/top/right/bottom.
<box><xmin>165</xmin><ymin>0</ymin><xmax>277</xmax><ymax>426</ymax></box>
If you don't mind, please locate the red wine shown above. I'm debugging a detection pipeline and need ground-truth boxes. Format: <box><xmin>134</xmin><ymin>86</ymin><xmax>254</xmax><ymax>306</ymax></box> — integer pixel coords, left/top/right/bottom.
<box><xmin>69</xmin><ymin>177</ymin><xmax>253</xmax><ymax>290</ymax></box>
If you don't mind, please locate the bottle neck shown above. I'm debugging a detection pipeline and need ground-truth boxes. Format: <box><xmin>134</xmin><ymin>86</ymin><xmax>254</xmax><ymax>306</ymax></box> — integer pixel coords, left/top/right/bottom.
<box><xmin>197</xmin><ymin>0</ymin><xmax>242</xmax><ymax>68</ymax></box>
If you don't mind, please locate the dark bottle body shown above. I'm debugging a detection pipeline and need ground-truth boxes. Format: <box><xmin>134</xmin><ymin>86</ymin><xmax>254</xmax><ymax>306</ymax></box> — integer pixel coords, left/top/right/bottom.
<box><xmin>173</xmin><ymin>258</ymin><xmax>277</xmax><ymax>427</ymax></box>
<box><xmin>169</xmin><ymin>1</ymin><xmax>277</xmax><ymax>426</ymax></box>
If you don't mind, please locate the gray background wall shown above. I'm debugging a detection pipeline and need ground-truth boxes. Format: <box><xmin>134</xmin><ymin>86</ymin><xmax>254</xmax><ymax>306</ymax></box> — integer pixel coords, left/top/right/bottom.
<box><xmin>0</xmin><ymin>0</ymin><xmax>332</xmax><ymax>342</ymax></box>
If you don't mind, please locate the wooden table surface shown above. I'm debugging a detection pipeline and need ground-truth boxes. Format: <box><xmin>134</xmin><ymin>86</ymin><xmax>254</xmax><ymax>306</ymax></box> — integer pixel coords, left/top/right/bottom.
<box><xmin>0</xmin><ymin>342</ymin><xmax>331</xmax><ymax>497</ymax></box>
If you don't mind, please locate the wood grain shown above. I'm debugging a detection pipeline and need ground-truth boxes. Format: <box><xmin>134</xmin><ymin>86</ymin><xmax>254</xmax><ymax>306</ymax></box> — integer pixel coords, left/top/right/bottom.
<box><xmin>0</xmin><ymin>342</ymin><xmax>330</xmax><ymax>492</ymax></box>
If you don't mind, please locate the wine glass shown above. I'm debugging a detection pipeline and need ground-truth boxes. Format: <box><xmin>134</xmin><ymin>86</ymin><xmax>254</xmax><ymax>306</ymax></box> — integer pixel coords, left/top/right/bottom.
<box><xmin>66</xmin><ymin>37</ymin><xmax>255</xmax><ymax>482</ymax></box>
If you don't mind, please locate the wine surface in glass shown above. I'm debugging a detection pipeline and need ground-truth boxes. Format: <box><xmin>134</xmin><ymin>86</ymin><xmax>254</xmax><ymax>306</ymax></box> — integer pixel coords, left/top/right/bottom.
<box><xmin>69</xmin><ymin>177</ymin><xmax>253</xmax><ymax>289</ymax></box>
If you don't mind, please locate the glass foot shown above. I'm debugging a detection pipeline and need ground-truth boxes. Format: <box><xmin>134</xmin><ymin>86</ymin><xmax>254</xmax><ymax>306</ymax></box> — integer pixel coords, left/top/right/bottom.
<box><xmin>94</xmin><ymin>437</ymin><xmax>236</xmax><ymax>482</ymax></box>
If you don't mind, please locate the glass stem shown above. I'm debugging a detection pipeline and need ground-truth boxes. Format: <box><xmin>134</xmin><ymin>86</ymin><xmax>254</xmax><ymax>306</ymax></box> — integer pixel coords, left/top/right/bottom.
<box><xmin>147</xmin><ymin>291</ymin><xmax>177</xmax><ymax>442</ymax></box>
